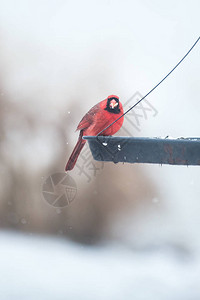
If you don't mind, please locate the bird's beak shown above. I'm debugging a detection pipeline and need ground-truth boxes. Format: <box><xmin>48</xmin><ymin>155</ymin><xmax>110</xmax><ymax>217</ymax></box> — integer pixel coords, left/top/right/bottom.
<box><xmin>110</xmin><ymin>102</ymin><xmax>115</xmax><ymax>109</ymax></box>
<box><xmin>110</xmin><ymin>100</ymin><xmax>118</xmax><ymax>109</ymax></box>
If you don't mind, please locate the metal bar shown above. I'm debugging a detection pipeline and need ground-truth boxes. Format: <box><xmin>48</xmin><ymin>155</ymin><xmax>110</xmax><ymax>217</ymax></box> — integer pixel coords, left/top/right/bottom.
<box><xmin>83</xmin><ymin>136</ymin><xmax>200</xmax><ymax>166</ymax></box>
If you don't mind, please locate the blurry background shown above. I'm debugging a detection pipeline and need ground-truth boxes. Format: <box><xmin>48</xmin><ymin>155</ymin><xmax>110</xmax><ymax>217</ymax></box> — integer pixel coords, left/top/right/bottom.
<box><xmin>0</xmin><ymin>0</ymin><xmax>200</xmax><ymax>299</ymax></box>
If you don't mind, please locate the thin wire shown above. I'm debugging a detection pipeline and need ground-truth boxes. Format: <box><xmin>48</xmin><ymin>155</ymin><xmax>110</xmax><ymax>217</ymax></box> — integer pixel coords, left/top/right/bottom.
<box><xmin>97</xmin><ymin>36</ymin><xmax>200</xmax><ymax>136</ymax></box>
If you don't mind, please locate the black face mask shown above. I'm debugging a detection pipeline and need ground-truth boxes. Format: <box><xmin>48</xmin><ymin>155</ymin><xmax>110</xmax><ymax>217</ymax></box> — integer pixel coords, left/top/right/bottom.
<box><xmin>105</xmin><ymin>97</ymin><xmax>121</xmax><ymax>114</ymax></box>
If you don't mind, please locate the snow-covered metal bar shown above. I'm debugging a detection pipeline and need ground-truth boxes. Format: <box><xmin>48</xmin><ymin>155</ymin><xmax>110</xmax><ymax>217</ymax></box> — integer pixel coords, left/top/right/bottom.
<box><xmin>84</xmin><ymin>136</ymin><xmax>200</xmax><ymax>166</ymax></box>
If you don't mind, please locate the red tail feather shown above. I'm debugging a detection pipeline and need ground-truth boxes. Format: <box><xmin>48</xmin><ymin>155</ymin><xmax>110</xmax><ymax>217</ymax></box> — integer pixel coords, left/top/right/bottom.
<box><xmin>65</xmin><ymin>131</ymin><xmax>86</xmax><ymax>171</ymax></box>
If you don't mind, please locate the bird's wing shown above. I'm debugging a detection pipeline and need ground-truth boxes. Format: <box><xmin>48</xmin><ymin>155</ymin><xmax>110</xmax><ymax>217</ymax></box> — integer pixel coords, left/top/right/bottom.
<box><xmin>77</xmin><ymin>102</ymin><xmax>101</xmax><ymax>131</ymax></box>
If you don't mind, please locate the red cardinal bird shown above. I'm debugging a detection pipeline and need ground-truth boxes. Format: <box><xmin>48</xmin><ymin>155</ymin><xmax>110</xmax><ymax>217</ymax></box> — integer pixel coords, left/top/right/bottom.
<box><xmin>65</xmin><ymin>95</ymin><xmax>124</xmax><ymax>171</ymax></box>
